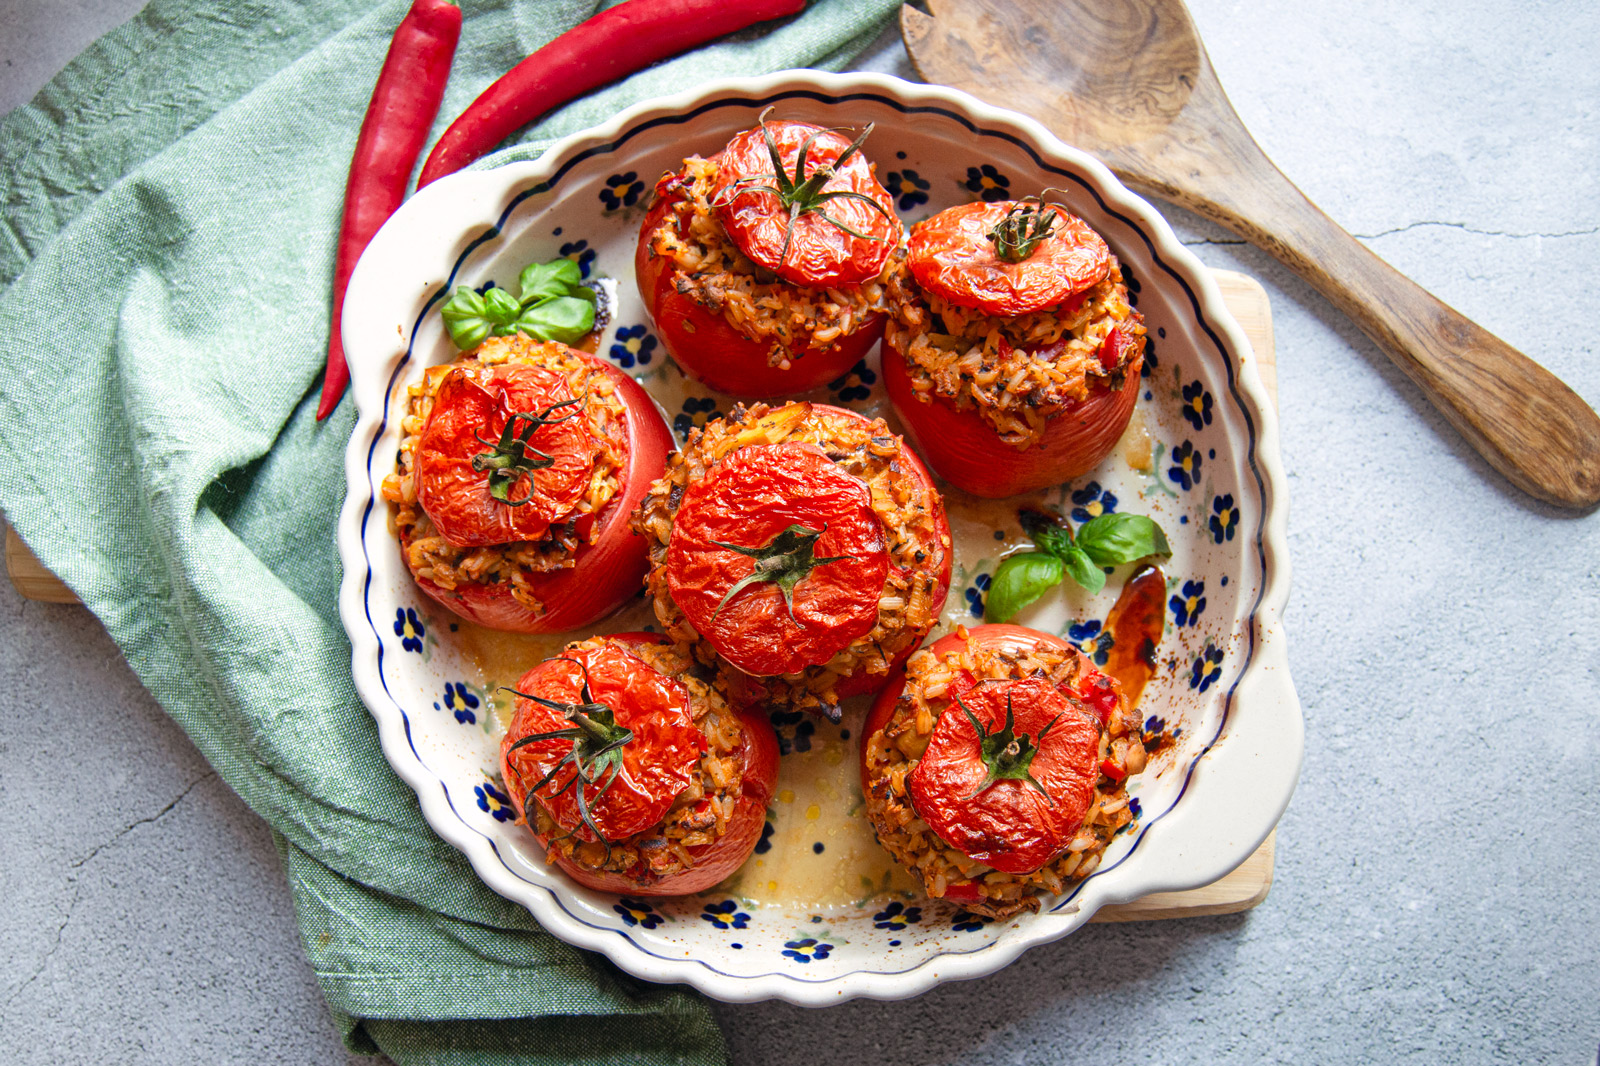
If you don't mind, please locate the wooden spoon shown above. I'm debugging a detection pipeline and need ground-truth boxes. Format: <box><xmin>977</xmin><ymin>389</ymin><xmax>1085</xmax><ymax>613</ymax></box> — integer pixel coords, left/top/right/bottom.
<box><xmin>902</xmin><ymin>0</ymin><xmax>1600</xmax><ymax>510</ymax></box>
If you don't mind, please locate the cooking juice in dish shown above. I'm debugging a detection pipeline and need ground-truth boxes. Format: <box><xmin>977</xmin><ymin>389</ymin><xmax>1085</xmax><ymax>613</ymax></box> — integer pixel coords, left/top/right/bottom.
<box><xmin>454</xmin><ymin>488</ymin><xmax>1164</xmax><ymax>911</ymax></box>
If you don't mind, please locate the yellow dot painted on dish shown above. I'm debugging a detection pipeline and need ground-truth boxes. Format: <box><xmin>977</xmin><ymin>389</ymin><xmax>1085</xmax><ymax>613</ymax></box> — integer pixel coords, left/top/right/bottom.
<box><xmin>805</xmin><ymin>804</ymin><xmax>821</xmax><ymax>821</ymax></box>
<box><xmin>779</xmin><ymin>789</ymin><xmax>795</xmax><ymax>805</ymax></box>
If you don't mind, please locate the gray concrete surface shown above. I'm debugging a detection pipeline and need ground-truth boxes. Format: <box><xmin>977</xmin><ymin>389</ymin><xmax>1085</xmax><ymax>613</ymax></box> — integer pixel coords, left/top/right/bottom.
<box><xmin>4</xmin><ymin>1</ymin><xmax>1599</xmax><ymax>1064</ymax></box>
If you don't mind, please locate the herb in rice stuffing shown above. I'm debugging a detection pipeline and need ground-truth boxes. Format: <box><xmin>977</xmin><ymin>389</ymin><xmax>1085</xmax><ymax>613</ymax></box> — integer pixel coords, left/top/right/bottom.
<box><xmin>630</xmin><ymin>401</ymin><xmax>952</xmax><ymax>720</ymax></box>
<box><xmin>861</xmin><ymin>623</ymin><xmax>1146</xmax><ymax>919</ymax></box>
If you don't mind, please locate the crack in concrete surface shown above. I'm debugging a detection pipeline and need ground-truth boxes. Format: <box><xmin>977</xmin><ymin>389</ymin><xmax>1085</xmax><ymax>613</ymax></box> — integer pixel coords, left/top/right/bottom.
<box><xmin>2</xmin><ymin>771</ymin><xmax>218</xmax><ymax>1012</ymax></box>
<box><xmin>1181</xmin><ymin>222</ymin><xmax>1599</xmax><ymax>249</ymax></box>
<box><xmin>1353</xmin><ymin>220</ymin><xmax>1600</xmax><ymax>241</ymax></box>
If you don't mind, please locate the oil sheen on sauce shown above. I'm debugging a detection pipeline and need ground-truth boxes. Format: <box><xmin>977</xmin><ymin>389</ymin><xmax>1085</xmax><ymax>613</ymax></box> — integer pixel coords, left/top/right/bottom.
<box><xmin>1101</xmin><ymin>563</ymin><xmax>1166</xmax><ymax>709</ymax></box>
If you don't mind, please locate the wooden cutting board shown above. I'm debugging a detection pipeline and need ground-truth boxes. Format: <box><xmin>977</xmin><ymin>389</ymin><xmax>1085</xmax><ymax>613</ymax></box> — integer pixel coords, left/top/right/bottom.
<box><xmin>3</xmin><ymin>268</ymin><xmax>1281</xmax><ymax>921</ymax></box>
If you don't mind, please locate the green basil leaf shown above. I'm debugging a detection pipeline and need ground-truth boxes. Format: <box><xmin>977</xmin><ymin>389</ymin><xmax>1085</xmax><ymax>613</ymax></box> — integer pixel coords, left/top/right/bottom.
<box><xmin>1059</xmin><ymin>544</ymin><xmax>1107</xmax><ymax>595</ymax></box>
<box><xmin>1075</xmin><ymin>513</ymin><xmax>1172</xmax><ymax>567</ymax></box>
<box><xmin>439</xmin><ymin>287</ymin><xmax>491</xmax><ymax>350</ymax></box>
<box><xmin>984</xmin><ymin>552</ymin><xmax>1064</xmax><ymax>623</ymax></box>
<box><xmin>513</xmin><ymin>296</ymin><xmax>595</xmax><ymax>344</ymax></box>
<box><xmin>1019</xmin><ymin>507</ymin><xmax>1075</xmax><ymax>560</ymax></box>
<box><xmin>482</xmin><ymin>285</ymin><xmax>523</xmax><ymax>325</ymax></box>
<box><xmin>518</xmin><ymin>259</ymin><xmax>583</xmax><ymax>306</ymax></box>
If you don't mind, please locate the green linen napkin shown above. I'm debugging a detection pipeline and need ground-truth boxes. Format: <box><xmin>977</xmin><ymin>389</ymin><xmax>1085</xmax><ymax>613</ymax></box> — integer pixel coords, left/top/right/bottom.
<box><xmin>0</xmin><ymin>1</ymin><xmax>899</xmax><ymax>1062</ymax></box>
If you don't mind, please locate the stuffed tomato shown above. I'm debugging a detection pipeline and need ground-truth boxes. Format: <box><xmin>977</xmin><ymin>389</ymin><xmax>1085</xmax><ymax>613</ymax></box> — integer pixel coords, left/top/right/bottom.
<box><xmin>860</xmin><ymin>623</ymin><xmax>1146</xmax><ymax>918</ymax></box>
<box><xmin>884</xmin><ymin>198</ymin><xmax>1146</xmax><ymax>498</ymax></box>
<box><xmin>635</xmin><ymin>113</ymin><xmax>904</xmax><ymax>396</ymax></box>
<box><xmin>383</xmin><ymin>335</ymin><xmax>672</xmax><ymax>632</ymax></box>
<box><xmin>630</xmin><ymin>401</ymin><xmax>951</xmax><ymax>720</ymax></box>
<box><xmin>500</xmin><ymin>633</ymin><xmax>779</xmax><ymax>896</ymax></box>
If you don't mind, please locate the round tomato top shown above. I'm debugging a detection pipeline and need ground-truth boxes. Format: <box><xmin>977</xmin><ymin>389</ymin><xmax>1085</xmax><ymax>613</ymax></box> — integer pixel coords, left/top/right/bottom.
<box><xmin>666</xmin><ymin>442</ymin><xmax>889</xmax><ymax>677</ymax></box>
<box><xmin>907</xmin><ymin>677</ymin><xmax>1101</xmax><ymax>874</ymax></box>
<box><xmin>505</xmin><ymin>642</ymin><xmax>705</xmax><ymax>844</ymax></box>
<box><xmin>415</xmin><ymin>363</ymin><xmax>598</xmax><ymax>548</ymax></box>
<box><xmin>907</xmin><ymin>200</ymin><xmax>1112</xmax><ymax>318</ymax></box>
<box><xmin>712</xmin><ymin>119</ymin><xmax>900</xmax><ymax>288</ymax></box>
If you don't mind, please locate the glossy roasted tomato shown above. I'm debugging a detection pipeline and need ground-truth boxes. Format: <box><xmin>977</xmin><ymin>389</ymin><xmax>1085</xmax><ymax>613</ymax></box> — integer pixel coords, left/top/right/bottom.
<box><xmin>501</xmin><ymin>633</ymin><xmax>779</xmax><ymax>896</ymax></box>
<box><xmin>634</xmin><ymin>179</ymin><xmax>884</xmax><ymax>398</ymax></box>
<box><xmin>415</xmin><ymin>363</ymin><xmax>596</xmax><ymax>547</ymax></box>
<box><xmin>883</xmin><ymin>329</ymin><xmax>1144</xmax><ymax>499</ymax></box>
<box><xmin>862</xmin><ymin>624</ymin><xmax>1120</xmax><ymax>892</ymax></box>
<box><xmin>712</xmin><ymin>119</ymin><xmax>899</xmax><ymax>287</ymax></box>
<box><xmin>408</xmin><ymin>352</ymin><xmax>674</xmax><ymax>632</ymax></box>
<box><xmin>666</xmin><ymin>441</ymin><xmax>890</xmax><ymax>677</ymax></box>
<box><xmin>907</xmin><ymin>677</ymin><xmax>1100</xmax><ymax>874</ymax></box>
<box><xmin>503</xmin><ymin>639</ymin><xmax>704</xmax><ymax>844</ymax></box>
<box><xmin>907</xmin><ymin>200</ymin><xmax>1110</xmax><ymax>317</ymax></box>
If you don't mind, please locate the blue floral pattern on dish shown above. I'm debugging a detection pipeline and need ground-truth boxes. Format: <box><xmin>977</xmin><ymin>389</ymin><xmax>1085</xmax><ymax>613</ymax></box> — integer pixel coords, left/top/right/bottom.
<box><xmin>475</xmin><ymin>781</ymin><xmax>515</xmax><ymax>822</ymax></box>
<box><xmin>965</xmin><ymin>164</ymin><xmax>1011</xmax><ymax>202</ymax></box>
<box><xmin>609</xmin><ymin>324</ymin><xmax>656</xmax><ymax>368</ymax></box>
<box><xmin>700</xmin><ymin>900</ymin><xmax>750</xmax><ymax>931</ymax></box>
<box><xmin>1070</xmin><ymin>481</ymin><xmax>1117</xmax><ymax>523</ymax></box>
<box><xmin>827</xmin><ymin>359</ymin><xmax>876</xmax><ymax>403</ymax></box>
<box><xmin>559</xmin><ymin>239</ymin><xmax>596</xmax><ymax>278</ymax></box>
<box><xmin>434</xmin><ymin>682</ymin><xmax>479</xmax><ymax>725</ymax></box>
<box><xmin>1068</xmin><ymin>619</ymin><xmax>1114</xmax><ymax>666</ymax></box>
<box><xmin>872</xmin><ymin>901</ymin><xmax>922</xmax><ymax>931</ymax></box>
<box><xmin>753</xmin><ymin>817</ymin><xmax>776</xmax><ymax>855</ymax></box>
<box><xmin>393</xmin><ymin>607</ymin><xmax>425</xmax><ymax>653</ymax></box>
<box><xmin>673</xmin><ymin>396</ymin><xmax>720</xmax><ymax>440</ymax></box>
<box><xmin>952</xmin><ymin>911</ymin><xmax>993</xmax><ymax>933</ymax></box>
<box><xmin>964</xmin><ymin>572</ymin><xmax>991</xmax><ymax>619</ymax></box>
<box><xmin>599</xmin><ymin>171</ymin><xmax>644</xmax><ymax>210</ymax></box>
<box><xmin>884</xmin><ymin>169</ymin><xmax>931</xmax><ymax>211</ymax></box>
<box><xmin>1190</xmin><ymin>645</ymin><xmax>1224</xmax><ymax>692</ymax></box>
<box><xmin>769</xmin><ymin>709</ymin><xmax>816</xmax><ymax>756</ymax></box>
<box><xmin>1168</xmin><ymin>439</ymin><xmax>1201</xmax><ymax>490</ymax></box>
<box><xmin>614</xmin><ymin>899</ymin><xmax>664</xmax><ymax>929</ymax></box>
<box><xmin>1170</xmin><ymin>580</ymin><xmax>1206</xmax><ymax>627</ymax></box>
<box><xmin>782</xmin><ymin>938</ymin><xmax>833</xmax><ymax>963</ymax></box>
<box><xmin>1209</xmin><ymin>494</ymin><xmax>1240</xmax><ymax>544</ymax></box>
<box><xmin>1182</xmin><ymin>381</ymin><xmax>1214</xmax><ymax>430</ymax></box>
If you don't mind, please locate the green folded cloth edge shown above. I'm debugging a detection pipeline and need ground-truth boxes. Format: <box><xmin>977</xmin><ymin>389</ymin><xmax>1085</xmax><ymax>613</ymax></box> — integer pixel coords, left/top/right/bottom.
<box><xmin>0</xmin><ymin>1</ymin><xmax>900</xmax><ymax>1062</ymax></box>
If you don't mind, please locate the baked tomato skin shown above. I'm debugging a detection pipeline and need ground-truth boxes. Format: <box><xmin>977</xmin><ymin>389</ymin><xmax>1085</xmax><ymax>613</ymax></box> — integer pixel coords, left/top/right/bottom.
<box><xmin>409</xmin><ymin>356</ymin><xmax>673</xmax><ymax>632</ymax></box>
<box><xmin>883</xmin><ymin>330</ymin><xmax>1144</xmax><ymax>499</ymax></box>
<box><xmin>907</xmin><ymin>677</ymin><xmax>1101</xmax><ymax>874</ymax></box>
<box><xmin>501</xmin><ymin>633</ymin><xmax>779</xmax><ymax>897</ymax></box>
<box><xmin>502</xmin><ymin>638</ymin><xmax>704</xmax><ymax>844</ymax></box>
<box><xmin>415</xmin><ymin>362</ymin><xmax>597</xmax><ymax>547</ymax></box>
<box><xmin>634</xmin><ymin>182</ymin><xmax>883</xmax><ymax>397</ymax></box>
<box><xmin>666</xmin><ymin>441</ymin><xmax>889</xmax><ymax>677</ymax></box>
<box><xmin>712</xmin><ymin>119</ymin><xmax>900</xmax><ymax>287</ymax></box>
<box><xmin>907</xmin><ymin>201</ymin><xmax>1110</xmax><ymax>318</ymax></box>
<box><xmin>862</xmin><ymin>624</ymin><xmax>1119</xmax><ymax>874</ymax></box>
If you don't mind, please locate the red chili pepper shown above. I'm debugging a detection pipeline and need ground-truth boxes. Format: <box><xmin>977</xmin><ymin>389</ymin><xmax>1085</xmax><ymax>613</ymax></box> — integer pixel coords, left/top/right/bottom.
<box><xmin>1097</xmin><ymin>326</ymin><xmax>1123</xmax><ymax>371</ymax></box>
<box><xmin>316</xmin><ymin>0</ymin><xmax>462</xmax><ymax>422</ymax></box>
<box><xmin>416</xmin><ymin>0</ymin><xmax>807</xmax><ymax>189</ymax></box>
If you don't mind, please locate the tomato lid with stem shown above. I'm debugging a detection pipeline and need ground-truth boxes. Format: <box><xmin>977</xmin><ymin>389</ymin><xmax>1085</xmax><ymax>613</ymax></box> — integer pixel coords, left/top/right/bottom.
<box><xmin>666</xmin><ymin>441</ymin><xmax>889</xmax><ymax>677</ymax></box>
<box><xmin>711</xmin><ymin>114</ymin><xmax>900</xmax><ymax>288</ymax></box>
<box><xmin>907</xmin><ymin>198</ymin><xmax>1112</xmax><ymax>318</ymax></box>
<box><xmin>415</xmin><ymin>363</ymin><xmax>598</xmax><ymax>548</ymax></box>
<box><xmin>907</xmin><ymin>677</ymin><xmax>1102</xmax><ymax>874</ymax></box>
<box><xmin>503</xmin><ymin>641</ymin><xmax>705</xmax><ymax>848</ymax></box>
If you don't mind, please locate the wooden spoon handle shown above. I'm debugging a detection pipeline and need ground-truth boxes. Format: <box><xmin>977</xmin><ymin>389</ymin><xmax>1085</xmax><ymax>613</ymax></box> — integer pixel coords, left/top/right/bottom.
<box><xmin>1119</xmin><ymin>142</ymin><xmax>1600</xmax><ymax>510</ymax></box>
